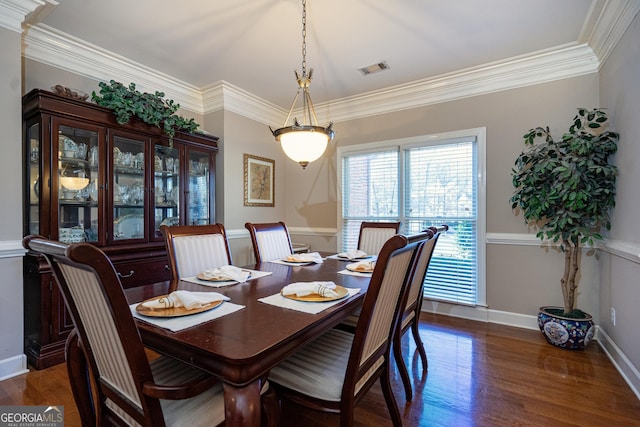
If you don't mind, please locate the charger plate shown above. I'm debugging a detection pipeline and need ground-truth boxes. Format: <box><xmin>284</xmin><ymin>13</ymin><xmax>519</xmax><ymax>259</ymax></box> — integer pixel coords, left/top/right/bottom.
<box><xmin>136</xmin><ymin>294</ymin><xmax>223</xmax><ymax>317</ymax></box>
<box><xmin>281</xmin><ymin>285</ymin><xmax>349</xmax><ymax>302</ymax></box>
<box><xmin>346</xmin><ymin>262</ymin><xmax>375</xmax><ymax>273</ymax></box>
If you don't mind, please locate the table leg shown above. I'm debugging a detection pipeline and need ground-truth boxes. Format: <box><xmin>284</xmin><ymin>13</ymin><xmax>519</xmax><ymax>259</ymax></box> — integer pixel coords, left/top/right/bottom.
<box><xmin>223</xmin><ymin>380</ymin><xmax>261</xmax><ymax>427</ymax></box>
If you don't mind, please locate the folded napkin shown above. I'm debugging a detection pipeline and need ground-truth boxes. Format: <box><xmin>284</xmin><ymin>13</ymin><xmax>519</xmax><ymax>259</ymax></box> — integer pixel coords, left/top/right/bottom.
<box><xmin>285</xmin><ymin>252</ymin><xmax>324</xmax><ymax>264</ymax></box>
<box><xmin>337</xmin><ymin>249</ymin><xmax>368</xmax><ymax>260</ymax></box>
<box><xmin>200</xmin><ymin>265</ymin><xmax>251</xmax><ymax>282</ymax></box>
<box><xmin>141</xmin><ymin>291</ymin><xmax>229</xmax><ymax>310</ymax></box>
<box><xmin>282</xmin><ymin>281</ymin><xmax>338</xmax><ymax>297</ymax></box>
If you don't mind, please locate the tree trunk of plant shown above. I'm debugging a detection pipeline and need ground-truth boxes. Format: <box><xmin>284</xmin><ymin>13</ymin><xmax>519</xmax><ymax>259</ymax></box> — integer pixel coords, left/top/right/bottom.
<box><xmin>560</xmin><ymin>239</ymin><xmax>580</xmax><ymax>314</ymax></box>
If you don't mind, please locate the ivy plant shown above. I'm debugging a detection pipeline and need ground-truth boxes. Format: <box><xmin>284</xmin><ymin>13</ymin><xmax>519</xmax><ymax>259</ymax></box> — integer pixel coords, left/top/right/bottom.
<box><xmin>510</xmin><ymin>108</ymin><xmax>618</xmax><ymax>317</ymax></box>
<box><xmin>92</xmin><ymin>80</ymin><xmax>199</xmax><ymax>140</ymax></box>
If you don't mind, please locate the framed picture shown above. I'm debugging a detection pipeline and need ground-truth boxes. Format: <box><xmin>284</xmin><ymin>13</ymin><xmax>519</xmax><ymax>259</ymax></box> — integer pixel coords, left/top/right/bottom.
<box><xmin>244</xmin><ymin>154</ymin><xmax>275</xmax><ymax>207</ymax></box>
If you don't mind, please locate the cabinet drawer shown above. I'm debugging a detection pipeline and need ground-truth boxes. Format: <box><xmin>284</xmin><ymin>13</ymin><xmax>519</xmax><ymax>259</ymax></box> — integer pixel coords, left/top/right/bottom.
<box><xmin>113</xmin><ymin>257</ymin><xmax>170</xmax><ymax>288</ymax></box>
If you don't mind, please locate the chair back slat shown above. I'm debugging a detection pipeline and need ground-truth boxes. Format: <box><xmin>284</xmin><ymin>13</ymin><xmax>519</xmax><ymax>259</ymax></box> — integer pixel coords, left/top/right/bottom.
<box><xmin>161</xmin><ymin>224</ymin><xmax>233</xmax><ymax>291</ymax></box>
<box><xmin>359</xmin><ymin>248</ymin><xmax>416</xmax><ymax>363</ymax></box>
<box><xmin>403</xmin><ymin>233</ymin><xmax>438</xmax><ymax>315</ymax></box>
<box><xmin>245</xmin><ymin>222</ymin><xmax>293</xmax><ymax>263</ymax></box>
<box><xmin>172</xmin><ymin>234</ymin><xmax>230</xmax><ymax>277</ymax></box>
<box><xmin>345</xmin><ymin>233</ymin><xmax>425</xmax><ymax>399</ymax></box>
<box><xmin>357</xmin><ymin>221</ymin><xmax>401</xmax><ymax>255</ymax></box>
<box><xmin>255</xmin><ymin>230</ymin><xmax>292</xmax><ymax>262</ymax></box>
<box><xmin>58</xmin><ymin>263</ymin><xmax>141</xmax><ymax>408</ymax></box>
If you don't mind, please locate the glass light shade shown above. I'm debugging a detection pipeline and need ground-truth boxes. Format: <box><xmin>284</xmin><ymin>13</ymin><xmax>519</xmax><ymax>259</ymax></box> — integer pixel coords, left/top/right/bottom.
<box><xmin>60</xmin><ymin>176</ymin><xmax>89</xmax><ymax>191</ymax></box>
<box><xmin>275</xmin><ymin>126</ymin><xmax>332</xmax><ymax>168</ymax></box>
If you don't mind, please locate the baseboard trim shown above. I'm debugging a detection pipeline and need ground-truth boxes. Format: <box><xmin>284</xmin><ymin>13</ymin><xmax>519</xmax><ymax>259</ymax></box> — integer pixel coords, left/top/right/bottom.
<box><xmin>0</xmin><ymin>354</ymin><xmax>28</xmax><ymax>382</ymax></box>
<box><xmin>596</xmin><ymin>327</ymin><xmax>640</xmax><ymax>400</ymax></box>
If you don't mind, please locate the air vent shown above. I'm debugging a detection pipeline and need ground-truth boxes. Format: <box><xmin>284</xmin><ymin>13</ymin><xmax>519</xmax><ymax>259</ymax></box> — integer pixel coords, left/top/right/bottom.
<box><xmin>358</xmin><ymin>61</ymin><xmax>390</xmax><ymax>76</ymax></box>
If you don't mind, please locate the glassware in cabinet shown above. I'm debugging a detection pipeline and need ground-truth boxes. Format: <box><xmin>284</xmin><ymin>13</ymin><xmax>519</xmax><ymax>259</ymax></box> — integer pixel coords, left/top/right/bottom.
<box><xmin>112</xmin><ymin>134</ymin><xmax>146</xmax><ymax>241</ymax></box>
<box><xmin>27</xmin><ymin>122</ymin><xmax>40</xmax><ymax>236</ymax></box>
<box><xmin>56</xmin><ymin>124</ymin><xmax>100</xmax><ymax>244</ymax></box>
<box><xmin>153</xmin><ymin>144</ymin><xmax>180</xmax><ymax>237</ymax></box>
<box><xmin>187</xmin><ymin>149</ymin><xmax>213</xmax><ymax>226</ymax></box>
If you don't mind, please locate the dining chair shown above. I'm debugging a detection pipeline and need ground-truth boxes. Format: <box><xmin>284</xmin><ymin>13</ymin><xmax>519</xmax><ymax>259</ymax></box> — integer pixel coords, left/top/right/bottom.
<box><xmin>393</xmin><ymin>224</ymin><xmax>447</xmax><ymax>400</ymax></box>
<box><xmin>244</xmin><ymin>221</ymin><xmax>293</xmax><ymax>263</ymax></box>
<box><xmin>22</xmin><ymin>235</ymin><xmax>276</xmax><ymax>427</ymax></box>
<box><xmin>356</xmin><ymin>221</ymin><xmax>401</xmax><ymax>255</ymax></box>
<box><xmin>160</xmin><ymin>223</ymin><xmax>233</xmax><ymax>291</ymax></box>
<box><xmin>22</xmin><ymin>236</ymin><xmax>225</xmax><ymax>426</ymax></box>
<box><xmin>268</xmin><ymin>233</ymin><xmax>428</xmax><ymax>427</ymax></box>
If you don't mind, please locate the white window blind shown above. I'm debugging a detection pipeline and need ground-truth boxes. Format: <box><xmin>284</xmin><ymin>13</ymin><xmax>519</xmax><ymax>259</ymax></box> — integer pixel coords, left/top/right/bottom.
<box><xmin>342</xmin><ymin>149</ymin><xmax>398</xmax><ymax>250</ymax></box>
<box><xmin>340</xmin><ymin>135</ymin><xmax>480</xmax><ymax>306</ymax></box>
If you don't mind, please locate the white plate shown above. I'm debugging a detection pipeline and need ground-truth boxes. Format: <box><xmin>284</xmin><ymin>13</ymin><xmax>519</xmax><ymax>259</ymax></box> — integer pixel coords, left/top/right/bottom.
<box><xmin>114</xmin><ymin>214</ymin><xmax>144</xmax><ymax>239</ymax></box>
<box><xmin>346</xmin><ymin>261</ymin><xmax>375</xmax><ymax>273</ymax></box>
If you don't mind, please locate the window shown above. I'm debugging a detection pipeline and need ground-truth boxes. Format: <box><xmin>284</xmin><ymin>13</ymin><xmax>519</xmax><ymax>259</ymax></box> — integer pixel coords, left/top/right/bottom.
<box><xmin>339</xmin><ymin>129</ymin><xmax>486</xmax><ymax>306</ymax></box>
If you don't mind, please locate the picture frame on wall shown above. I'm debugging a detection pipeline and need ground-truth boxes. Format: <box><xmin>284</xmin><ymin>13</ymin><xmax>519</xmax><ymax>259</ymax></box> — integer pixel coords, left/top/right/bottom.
<box><xmin>244</xmin><ymin>154</ymin><xmax>275</xmax><ymax>207</ymax></box>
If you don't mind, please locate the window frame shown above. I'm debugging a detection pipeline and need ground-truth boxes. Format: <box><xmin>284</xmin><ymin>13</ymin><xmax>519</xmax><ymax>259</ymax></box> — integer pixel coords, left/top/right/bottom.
<box><xmin>337</xmin><ymin>127</ymin><xmax>486</xmax><ymax>307</ymax></box>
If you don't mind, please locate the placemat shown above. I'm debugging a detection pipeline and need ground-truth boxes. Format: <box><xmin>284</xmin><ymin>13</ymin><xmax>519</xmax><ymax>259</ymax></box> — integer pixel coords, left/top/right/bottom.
<box><xmin>130</xmin><ymin>301</ymin><xmax>245</xmax><ymax>332</ymax></box>
<box><xmin>258</xmin><ymin>288</ymin><xmax>361</xmax><ymax>314</ymax></box>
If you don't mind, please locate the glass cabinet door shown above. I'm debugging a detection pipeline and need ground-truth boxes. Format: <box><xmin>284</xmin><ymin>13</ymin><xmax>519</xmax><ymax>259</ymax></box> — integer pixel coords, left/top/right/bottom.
<box><xmin>187</xmin><ymin>149</ymin><xmax>212</xmax><ymax>225</ymax></box>
<box><xmin>153</xmin><ymin>143</ymin><xmax>180</xmax><ymax>237</ymax></box>
<box><xmin>26</xmin><ymin>122</ymin><xmax>40</xmax><ymax>236</ymax></box>
<box><xmin>112</xmin><ymin>134</ymin><xmax>146</xmax><ymax>241</ymax></box>
<box><xmin>57</xmin><ymin>124</ymin><xmax>100</xmax><ymax>243</ymax></box>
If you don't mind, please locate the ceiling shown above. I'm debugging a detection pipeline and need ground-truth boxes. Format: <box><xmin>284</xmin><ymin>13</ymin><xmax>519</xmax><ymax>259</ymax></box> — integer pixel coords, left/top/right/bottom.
<box><xmin>21</xmin><ymin>0</ymin><xmax>634</xmax><ymax>113</ymax></box>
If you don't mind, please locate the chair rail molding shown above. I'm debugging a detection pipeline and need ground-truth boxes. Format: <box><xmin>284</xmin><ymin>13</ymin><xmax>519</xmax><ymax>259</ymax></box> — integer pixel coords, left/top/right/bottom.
<box><xmin>0</xmin><ymin>239</ymin><xmax>26</xmax><ymax>259</ymax></box>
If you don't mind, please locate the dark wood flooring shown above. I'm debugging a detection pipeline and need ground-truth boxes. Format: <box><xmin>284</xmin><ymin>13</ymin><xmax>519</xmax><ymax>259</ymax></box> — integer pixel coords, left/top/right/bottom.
<box><xmin>1</xmin><ymin>313</ymin><xmax>639</xmax><ymax>426</ymax></box>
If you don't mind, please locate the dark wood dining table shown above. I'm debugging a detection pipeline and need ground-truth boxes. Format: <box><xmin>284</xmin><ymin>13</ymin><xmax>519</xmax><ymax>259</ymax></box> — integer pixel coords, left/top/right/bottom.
<box><xmin>125</xmin><ymin>256</ymin><xmax>371</xmax><ymax>427</ymax></box>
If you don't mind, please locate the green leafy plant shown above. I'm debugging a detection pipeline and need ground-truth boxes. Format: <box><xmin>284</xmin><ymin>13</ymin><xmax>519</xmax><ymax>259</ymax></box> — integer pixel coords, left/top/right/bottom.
<box><xmin>510</xmin><ymin>108</ymin><xmax>618</xmax><ymax>316</ymax></box>
<box><xmin>91</xmin><ymin>80</ymin><xmax>199</xmax><ymax>140</ymax></box>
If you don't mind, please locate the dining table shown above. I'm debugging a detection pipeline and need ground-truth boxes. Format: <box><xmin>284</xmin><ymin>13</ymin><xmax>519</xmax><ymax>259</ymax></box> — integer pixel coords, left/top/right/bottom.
<box><xmin>125</xmin><ymin>254</ymin><xmax>373</xmax><ymax>427</ymax></box>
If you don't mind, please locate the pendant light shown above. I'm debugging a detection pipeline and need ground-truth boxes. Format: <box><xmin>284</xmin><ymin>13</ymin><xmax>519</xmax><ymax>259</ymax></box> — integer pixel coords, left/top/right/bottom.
<box><xmin>270</xmin><ymin>0</ymin><xmax>334</xmax><ymax>169</ymax></box>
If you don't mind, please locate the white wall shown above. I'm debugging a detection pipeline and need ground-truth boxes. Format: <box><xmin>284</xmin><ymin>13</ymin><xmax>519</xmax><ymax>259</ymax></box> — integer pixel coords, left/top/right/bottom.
<box><xmin>0</xmin><ymin>25</ymin><xmax>29</xmax><ymax>380</ymax></box>
<box><xmin>597</xmin><ymin>11</ymin><xmax>640</xmax><ymax>398</ymax></box>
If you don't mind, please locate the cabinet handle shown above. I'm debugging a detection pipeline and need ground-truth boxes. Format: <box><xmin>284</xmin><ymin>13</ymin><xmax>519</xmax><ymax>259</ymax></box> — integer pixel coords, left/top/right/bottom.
<box><xmin>164</xmin><ymin>265</ymin><xmax>170</xmax><ymax>271</ymax></box>
<box><xmin>117</xmin><ymin>270</ymin><xmax>134</xmax><ymax>278</ymax></box>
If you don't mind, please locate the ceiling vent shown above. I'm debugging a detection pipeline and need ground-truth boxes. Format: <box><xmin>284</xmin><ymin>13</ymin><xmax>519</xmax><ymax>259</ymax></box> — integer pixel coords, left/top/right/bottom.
<box><xmin>358</xmin><ymin>61</ymin><xmax>390</xmax><ymax>76</ymax></box>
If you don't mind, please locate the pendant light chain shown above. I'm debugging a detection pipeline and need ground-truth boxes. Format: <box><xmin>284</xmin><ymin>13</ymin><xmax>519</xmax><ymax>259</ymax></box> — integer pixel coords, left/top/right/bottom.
<box><xmin>270</xmin><ymin>0</ymin><xmax>335</xmax><ymax>169</ymax></box>
<box><xmin>301</xmin><ymin>0</ymin><xmax>307</xmax><ymax>76</ymax></box>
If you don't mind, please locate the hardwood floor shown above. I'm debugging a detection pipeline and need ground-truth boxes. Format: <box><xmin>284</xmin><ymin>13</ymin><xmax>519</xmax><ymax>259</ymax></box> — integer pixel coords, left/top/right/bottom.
<box><xmin>1</xmin><ymin>313</ymin><xmax>639</xmax><ymax>426</ymax></box>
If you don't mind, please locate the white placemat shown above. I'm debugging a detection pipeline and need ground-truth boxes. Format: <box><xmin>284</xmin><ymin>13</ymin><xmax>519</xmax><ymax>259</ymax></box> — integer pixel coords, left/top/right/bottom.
<box><xmin>181</xmin><ymin>269</ymin><xmax>272</xmax><ymax>288</ymax></box>
<box><xmin>130</xmin><ymin>301</ymin><xmax>245</xmax><ymax>332</ymax></box>
<box><xmin>258</xmin><ymin>288</ymin><xmax>361</xmax><ymax>314</ymax></box>
<box><xmin>338</xmin><ymin>269</ymin><xmax>373</xmax><ymax>278</ymax></box>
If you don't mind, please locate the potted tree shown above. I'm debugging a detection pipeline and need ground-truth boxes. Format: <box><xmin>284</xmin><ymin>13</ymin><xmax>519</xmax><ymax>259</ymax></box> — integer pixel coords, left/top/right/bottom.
<box><xmin>510</xmin><ymin>108</ymin><xmax>618</xmax><ymax>350</ymax></box>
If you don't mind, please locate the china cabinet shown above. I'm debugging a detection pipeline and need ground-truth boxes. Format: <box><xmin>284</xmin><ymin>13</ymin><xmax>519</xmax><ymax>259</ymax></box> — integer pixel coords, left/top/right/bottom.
<box><xmin>22</xmin><ymin>89</ymin><xmax>218</xmax><ymax>368</ymax></box>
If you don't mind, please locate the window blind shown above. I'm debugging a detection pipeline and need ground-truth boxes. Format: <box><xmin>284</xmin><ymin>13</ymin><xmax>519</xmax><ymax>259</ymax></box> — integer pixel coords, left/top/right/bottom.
<box><xmin>341</xmin><ymin>137</ymin><xmax>479</xmax><ymax>305</ymax></box>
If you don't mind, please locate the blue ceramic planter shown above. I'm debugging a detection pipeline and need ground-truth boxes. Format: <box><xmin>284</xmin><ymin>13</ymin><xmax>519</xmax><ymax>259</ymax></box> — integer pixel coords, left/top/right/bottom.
<box><xmin>537</xmin><ymin>306</ymin><xmax>594</xmax><ymax>350</ymax></box>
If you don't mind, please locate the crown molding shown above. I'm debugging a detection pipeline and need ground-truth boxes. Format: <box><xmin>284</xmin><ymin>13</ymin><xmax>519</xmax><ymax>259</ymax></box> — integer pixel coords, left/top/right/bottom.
<box><xmin>582</xmin><ymin>0</ymin><xmax>640</xmax><ymax>67</ymax></box>
<box><xmin>0</xmin><ymin>0</ymin><xmax>47</xmax><ymax>32</ymax></box>
<box><xmin>22</xmin><ymin>23</ymin><xmax>204</xmax><ymax>113</ymax></box>
<box><xmin>313</xmin><ymin>43</ymin><xmax>598</xmax><ymax>124</ymax></box>
<box><xmin>202</xmin><ymin>81</ymin><xmax>286</xmax><ymax>125</ymax></box>
<box><xmin>21</xmin><ymin>1</ymin><xmax>636</xmax><ymax>125</ymax></box>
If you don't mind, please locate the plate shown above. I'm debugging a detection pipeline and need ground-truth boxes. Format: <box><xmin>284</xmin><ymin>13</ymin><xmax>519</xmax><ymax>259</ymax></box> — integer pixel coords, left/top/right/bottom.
<box><xmin>114</xmin><ymin>214</ymin><xmax>144</xmax><ymax>239</ymax></box>
<box><xmin>337</xmin><ymin>254</ymin><xmax>373</xmax><ymax>261</ymax></box>
<box><xmin>160</xmin><ymin>216</ymin><xmax>180</xmax><ymax>227</ymax></box>
<box><xmin>346</xmin><ymin>262</ymin><xmax>376</xmax><ymax>273</ymax></box>
<box><xmin>281</xmin><ymin>285</ymin><xmax>349</xmax><ymax>302</ymax></box>
<box><xmin>196</xmin><ymin>272</ymin><xmax>251</xmax><ymax>282</ymax></box>
<box><xmin>281</xmin><ymin>257</ymin><xmax>314</xmax><ymax>265</ymax></box>
<box><xmin>136</xmin><ymin>294</ymin><xmax>223</xmax><ymax>317</ymax></box>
